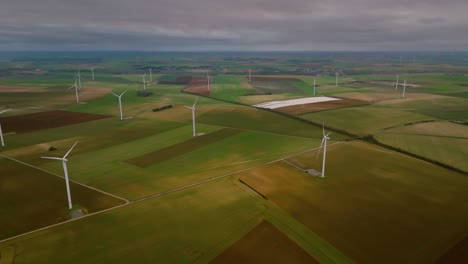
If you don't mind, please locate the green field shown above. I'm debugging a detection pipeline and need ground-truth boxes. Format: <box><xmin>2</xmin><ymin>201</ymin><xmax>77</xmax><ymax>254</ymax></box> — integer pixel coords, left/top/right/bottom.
<box><xmin>237</xmin><ymin>140</ymin><xmax>468</xmax><ymax>263</ymax></box>
<box><xmin>1</xmin><ymin>52</ymin><xmax>468</xmax><ymax>263</ymax></box>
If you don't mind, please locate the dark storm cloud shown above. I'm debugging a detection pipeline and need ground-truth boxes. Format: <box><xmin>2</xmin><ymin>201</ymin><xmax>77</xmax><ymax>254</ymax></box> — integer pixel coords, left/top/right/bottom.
<box><xmin>0</xmin><ymin>0</ymin><xmax>467</xmax><ymax>51</ymax></box>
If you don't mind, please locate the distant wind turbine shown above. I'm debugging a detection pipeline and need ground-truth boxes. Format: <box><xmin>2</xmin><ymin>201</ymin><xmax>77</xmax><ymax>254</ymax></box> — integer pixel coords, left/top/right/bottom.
<box><xmin>76</xmin><ymin>70</ymin><xmax>82</xmax><ymax>89</ymax></box>
<box><xmin>335</xmin><ymin>72</ymin><xmax>338</xmax><ymax>87</ymax></box>
<box><xmin>143</xmin><ymin>73</ymin><xmax>146</xmax><ymax>90</ymax></box>
<box><xmin>185</xmin><ymin>97</ymin><xmax>199</xmax><ymax>137</ymax></box>
<box><xmin>207</xmin><ymin>74</ymin><xmax>211</xmax><ymax>91</ymax></box>
<box><xmin>41</xmin><ymin>141</ymin><xmax>79</xmax><ymax>210</ymax></box>
<box><xmin>395</xmin><ymin>74</ymin><xmax>399</xmax><ymax>90</ymax></box>
<box><xmin>68</xmin><ymin>77</ymin><xmax>80</xmax><ymax>103</ymax></box>
<box><xmin>313</xmin><ymin>79</ymin><xmax>316</xmax><ymax>96</ymax></box>
<box><xmin>316</xmin><ymin>123</ymin><xmax>331</xmax><ymax>178</ymax></box>
<box><xmin>0</xmin><ymin>109</ymin><xmax>11</xmax><ymax>147</ymax></box>
<box><xmin>248</xmin><ymin>69</ymin><xmax>251</xmax><ymax>82</ymax></box>
<box><xmin>402</xmin><ymin>80</ymin><xmax>407</xmax><ymax>98</ymax></box>
<box><xmin>149</xmin><ymin>68</ymin><xmax>152</xmax><ymax>82</ymax></box>
<box><xmin>112</xmin><ymin>90</ymin><xmax>127</xmax><ymax>120</ymax></box>
<box><xmin>91</xmin><ymin>68</ymin><xmax>95</xmax><ymax>81</ymax></box>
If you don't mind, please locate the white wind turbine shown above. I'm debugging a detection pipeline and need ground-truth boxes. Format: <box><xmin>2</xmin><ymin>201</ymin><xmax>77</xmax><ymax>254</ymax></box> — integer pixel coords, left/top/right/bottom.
<box><xmin>0</xmin><ymin>109</ymin><xmax>11</xmax><ymax>147</ymax></box>
<box><xmin>41</xmin><ymin>141</ymin><xmax>79</xmax><ymax>210</ymax></box>
<box><xmin>91</xmin><ymin>68</ymin><xmax>95</xmax><ymax>81</ymax></box>
<box><xmin>142</xmin><ymin>73</ymin><xmax>147</xmax><ymax>90</ymax></box>
<box><xmin>112</xmin><ymin>90</ymin><xmax>127</xmax><ymax>120</ymax></box>
<box><xmin>335</xmin><ymin>72</ymin><xmax>338</xmax><ymax>87</ymax></box>
<box><xmin>68</xmin><ymin>76</ymin><xmax>80</xmax><ymax>103</ymax></box>
<box><xmin>149</xmin><ymin>68</ymin><xmax>152</xmax><ymax>82</ymax></box>
<box><xmin>248</xmin><ymin>69</ymin><xmax>251</xmax><ymax>82</ymax></box>
<box><xmin>395</xmin><ymin>74</ymin><xmax>399</xmax><ymax>90</ymax></box>
<box><xmin>402</xmin><ymin>80</ymin><xmax>407</xmax><ymax>98</ymax></box>
<box><xmin>316</xmin><ymin>123</ymin><xmax>331</xmax><ymax>178</ymax></box>
<box><xmin>207</xmin><ymin>74</ymin><xmax>211</xmax><ymax>91</ymax></box>
<box><xmin>76</xmin><ymin>70</ymin><xmax>82</xmax><ymax>89</ymax></box>
<box><xmin>185</xmin><ymin>97</ymin><xmax>199</xmax><ymax>137</ymax></box>
<box><xmin>313</xmin><ymin>79</ymin><xmax>316</xmax><ymax>96</ymax></box>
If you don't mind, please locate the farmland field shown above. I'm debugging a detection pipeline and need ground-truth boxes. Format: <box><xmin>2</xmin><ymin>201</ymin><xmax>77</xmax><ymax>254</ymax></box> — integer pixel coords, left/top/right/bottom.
<box><xmin>1</xmin><ymin>52</ymin><xmax>468</xmax><ymax>263</ymax></box>
<box><xmin>235</xmin><ymin>140</ymin><xmax>468</xmax><ymax>263</ymax></box>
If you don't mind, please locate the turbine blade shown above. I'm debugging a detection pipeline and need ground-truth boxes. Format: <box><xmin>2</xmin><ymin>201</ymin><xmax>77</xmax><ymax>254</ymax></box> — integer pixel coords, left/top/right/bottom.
<box><xmin>0</xmin><ymin>109</ymin><xmax>12</xmax><ymax>115</ymax></box>
<box><xmin>316</xmin><ymin>138</ymin><xmax>325</xmax><ymax>160</ymax></box>
<box><xmin>322</xmin><ymin>122</ymin><xmax>325</xmax><ymax>137</ymax></box>
<box><xmin>111</xmin><ymin>93</ymin><xmax>119</xmax><ymax>97</ymax></box>
<box><xmin>184</xmin><ymin>106</ymin><xmax>193</xmax><ymax>110</ymax></box>
<box><xmin>193</xmin><ymin>97</ymin><xmax>199</xmax><ymax>107</ymax></box>
<box><xmin>63</xmin><ymin>141</ymin><xmax>79</xmax><ymax>159</ymax></box>
<box><xmin>41</xmin><ymin>156</ymin><xmax>65</xmax><ymax>161</ymax></box>
<box><xmin>121</xmin><ymin>90</ymin><xmax>128</xmax><ymax>96</ymax></box>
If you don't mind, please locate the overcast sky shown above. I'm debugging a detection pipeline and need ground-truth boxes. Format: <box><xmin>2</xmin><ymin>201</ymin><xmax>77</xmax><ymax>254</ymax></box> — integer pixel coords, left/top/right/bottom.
<box><xmin>1</xmin><ymin>0</ymin><xmax>467</xmax><ymax>51</ymax></box>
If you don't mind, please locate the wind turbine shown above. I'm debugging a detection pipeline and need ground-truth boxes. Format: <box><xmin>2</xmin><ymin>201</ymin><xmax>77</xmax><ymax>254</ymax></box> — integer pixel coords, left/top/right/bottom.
<box><xmin>0</xmin><ymin>109</ymin><xmax>11</xmax><ymax>147</ymax></box>
<box><xmin>395</xmin><ymin>74</ymin><xmax>399</xmax><ymax>90</ymax></box>
<box><xmin>91</xmin><ymin>68</ymin><xmax>95</xmax><ymax>81</ymax></box>
<box><xmin>316</xmin><ymin>123</ymin><xmax>331</xmax><ymax>178</ymax></box>
<box><xmin>41</xmin><ymin>141</ymin><xmax>79</xmax><ymax>210</ymax></box>
<box><xmin>112</xmin><ymin>90</ymin><xmax>127</xmax><ymax>120</ymax></box>
<box><xmin>68</xmin><ymin>77</ymin><xmax>80</xmax><ymax>103</ymax></box>
<box><xmin>248</xmin><ymin>69</ymin><xmax>251</xmax><ymax>82</ymax></box>
<box><xmin>313</xmin><ymin>79</ymin><xmax>316</xmax><ymax>96</ymax></box>
<box><xmin>76</xmin><ymin>70</ymin><xmax>82</xmax><ymax>89</ymax></box>
<box><xmin>335</xmin><ymin>72</ymin><xmax>338</xmax><ymax>87</ymax></box>
<box><xmin>149</xmin><ymin>68</ymin><xmax>152</xmax><ymax>82</ymax></box>
<box><xmin>142</xmin><ymin>73</ymin><xmax>146</xmax><ymax>90</ymax></box>
<box><xmin>402</xmin><ymin>80</ymin><xmax>407</xmax><ymax>98</ymax></box>
<box><xmin>207</xmin><ymin>74</ymin><xmax>211</xmax><ymax>91</ymax></box>
<box><xmin>185</xmin><ymin>97</ymin><xmax>199</xmax><ymax>137</ymax></box>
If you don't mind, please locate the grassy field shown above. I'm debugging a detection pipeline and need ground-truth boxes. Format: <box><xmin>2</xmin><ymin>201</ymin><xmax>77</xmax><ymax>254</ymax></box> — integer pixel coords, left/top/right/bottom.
<box><xmin>0</xmin><ymin>157</ymin><xmax>125</xmax><ymax>240</ymax></box>
<box><xmin>301</xmin><ymin>104</ymin><xmax>433</xmax><ymax>135</ymax></box>
<box><xmin>234</xmin><ymin>140</ymin><xmax>468</xmax><ymax>263</ymax></box>
<box><xmin>0</xmin><ymin>178</ymin><xmax>264</xmax><ymax>263</ymax></box>
<box><xmin>374</xmin><ymin>121</ymin><xmax>468</xmax><ymax>171</ymax></box>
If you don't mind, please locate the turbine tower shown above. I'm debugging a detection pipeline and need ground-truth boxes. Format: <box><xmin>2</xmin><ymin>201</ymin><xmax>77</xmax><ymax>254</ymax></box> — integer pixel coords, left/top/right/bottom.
<box><xmin>112</xmin><ymin>90</ymin><xmax>127</xmax><ymax>120</ymax></box>
<box><xmin>248</xmin><ymin>69</ymin><xmax>251</xmax><ymax>82</ymax></box>
<box><xmin>68</xmin><ymin>77</ymin><xmax>80</xmax><ymax>103</ymax></box>
<box><xmin>207</xmin><ymin>74</ymin><xmax>211</xmax><ymax>91</ymax></box>
<box><xmin>143</xmin><ymin>73</ymin><xmax>146</xmax><ymax>90</ymax></box>
<box><xmin>313</xmin><ymin>79</ymin><xmax>316</xmax><ymax>96</ymax></box>
<box><xmin>149</xmin><ymin>68</ymin><xmax>152</xmax><ymax>82</ymax></box>
<box><xmin>77</xmin><ymin>70</ymin><xmax>82</xmax><ymax>89</ymax></box>
<box><xmin>316</xmin><ymin>123</ymin><xmax>331</xmax><ymax>178</ymax></box>
<box><xmin>185</xmin><ymin>97</ymin><xmax>199</xmax><ymax>137</ymax></box>
<box><xmin>0</xmin><ymin>109</ymin><xmax>11</xmax><ymax>147</ymax></box>
<box><xmin>91</xmin><ymin>68</ymin><xmax>95</xmax><ymax>81</ymax></box>
<box><xmin>395</xmin><ymin>74</ymin><xmax>399</xmax><ymax>90</ymax></box>
<box><xmin>402</xmin><ymin>80</ymin><xmax>407</xmax><ymax>98</ymax></box>
<box><xmin>335</xmin><ymin>72</ymin><xmax>338</xmax><ymax>87</ymax></box>
<box><xmin>41</xmin><ymin>141</ymin><xmax>79</xmax><ymax>210</ymax></box>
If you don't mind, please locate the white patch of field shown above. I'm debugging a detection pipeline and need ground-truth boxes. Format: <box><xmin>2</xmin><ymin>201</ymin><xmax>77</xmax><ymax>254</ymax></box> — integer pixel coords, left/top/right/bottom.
<box><xmin>254</xmin><ymin>96</ymin><xmax>340</xmax><ymax>109</ymax></box>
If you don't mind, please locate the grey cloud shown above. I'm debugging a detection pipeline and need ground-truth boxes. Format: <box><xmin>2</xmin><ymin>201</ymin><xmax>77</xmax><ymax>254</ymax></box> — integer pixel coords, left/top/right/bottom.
<box><xmin>0</xmin><ymin>0</ymin><xmax>467</xmax><ymax>51</ymax></box>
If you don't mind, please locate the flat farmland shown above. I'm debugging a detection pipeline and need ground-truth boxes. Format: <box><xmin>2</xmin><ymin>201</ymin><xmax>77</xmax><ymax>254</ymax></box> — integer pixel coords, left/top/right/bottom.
<box><xmin>275</xmin><ymin>98</ymin><xmax>367</xmax><ymax>115</ymax></box>
<box><xmin>1</xmin><ymin>110</ymin><xmax>111</xmax><ymax>134</ymax></box>
<box><xmin>210</xmin><ymin>220</ymin><xmax>318</xmax><ymax>264</ymax></box>
<box><xmin>375</xmin><ymin>121</ymin><xmax>468</xmax><ymax>171</ymax></box>
<box><xmin>41</xmin><ymin>126</ymin><xmax>319</xmax><ymax>200</ymax></box>
<box><xmin>301</xmin><ymin>104</ymin><xmax>433</xmax><ymax>135</ymax></box>
<box><xmin>124</xmin><ymin>128</ymin><xmax>242</xmax><ymax>167</ymax></box>
<box><xmin>249</xmin><ymin>76</ymin><xmax>306</xmax><ymax>94</ymax></box>
<box><xmin>0</xmin><ymin>158</ymin><xmax>125</xmax><ymax>240</ymax></box>
<box><xmin>235</xmin><ymin>140</ymin><xmax>468</xmax><ymax>263</ymax></box>
<box><xmin>0</xmin><ymin>178</ymin><xmax>264</xmax><ymax>263</ymax></box>
<box><xmin>182</xmin><ymin>76</ymin><xmax>210</xmax><ymax>96</ymax></box>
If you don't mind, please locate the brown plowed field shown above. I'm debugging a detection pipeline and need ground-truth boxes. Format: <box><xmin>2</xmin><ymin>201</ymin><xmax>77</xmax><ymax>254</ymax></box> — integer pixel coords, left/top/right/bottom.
<box><xmin>183</xmin><ymin>76</ymin><xmax>211</xmax><ymax>96</ymax></box>
<box><xmin>210</xmin><ymin>220</ymin><xmax>318</xmax><ymax>264</ymax></box>
<box><xmin>1</xmin><ymin>110</ymin><xmax>111</xmax><ymax>134</ymax></box>
<box><xmin>124</xmin><ymin>128</ymin><xmax>242</xmax><ymax>168</ymax></box>
<box><xmin>436</xmin><ymin>235</ymin><xmax>468</xmax><ymax>263</ymax></box>
<box><xmin>276</xmin><ymin>99</ymin><xmax>367</xmax><ymax>115</ymax></box>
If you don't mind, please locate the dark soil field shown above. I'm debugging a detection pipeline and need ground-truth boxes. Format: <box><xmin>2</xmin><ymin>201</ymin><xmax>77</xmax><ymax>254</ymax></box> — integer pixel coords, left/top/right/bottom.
<box><xmin>183</xmin><ymin>76</ymin><xmax>211</xmax><ymax>96</ymax></box>
<box><xmin>275</xmin><ymin>99</ymin><xmax>367</xmax><ymax>115</ymax></box>
<box><xmin>249</xmin><ymin>76</ymin><xmax>305</xmax><ymax>94</ymax></box>
<box><xmin>0</xmin><ymin>158</ymin><xmax>125</xmax><ymax>240</ymax></box>
<box><xmin>1</xmin><ymin>110</ymin><xmax>111</xmax><ymax>134</ymax></box>
<box><xmin>436</xmin><ymin>235</ymin><xmax>468</xmax><ymax>264</ymax></box>
<box><xmin>210</xmin><ymin>220</ymin><xmax>318</xmax><ymax>264</ymax></box>
<box><xmin>124</xmin><ymin>128</ymin><xmax>242</xmax><ymax>167</ymax></box>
